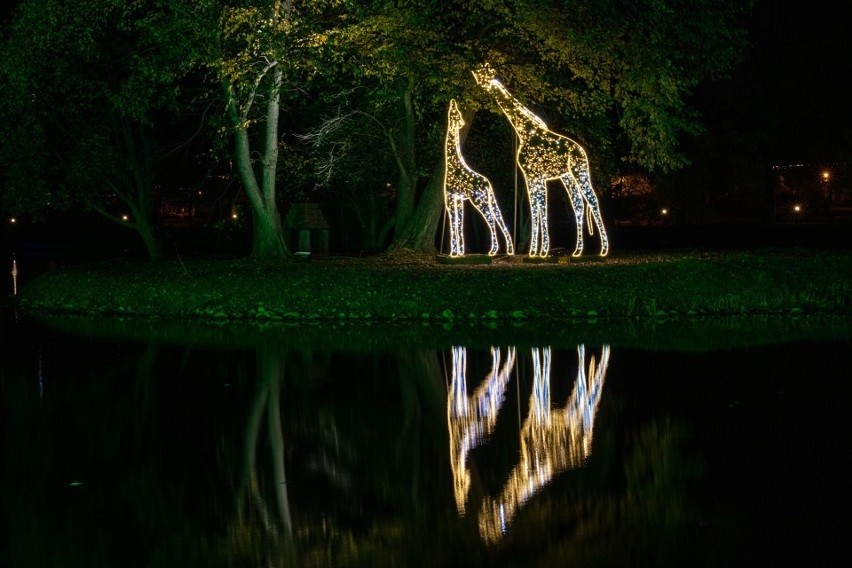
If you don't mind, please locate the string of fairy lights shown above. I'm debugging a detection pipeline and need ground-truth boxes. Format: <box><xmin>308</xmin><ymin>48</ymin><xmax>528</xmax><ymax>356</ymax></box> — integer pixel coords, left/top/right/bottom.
<box><xmin>477</xmin><ymin>345</ymin><xmax>611</xmax><ymax>543</ymax></box>
<box><xmin>443</xmin><ymin>99</ymin><xmax>515</xmax><ymax>256</ymax></box>
<box><xmin>445</xmin><ymin>345</ymin><xmax>611</xmax><ymax>543</ymax></box>
<box><xmin>448</xmin><ymin>346</ymin><xmax>516</xmax><ymax>514</ymax></box>
<box><xmin>452</xmin><ymin>63</ymin><xmax>608</xmax><ymax>258</ymax></box>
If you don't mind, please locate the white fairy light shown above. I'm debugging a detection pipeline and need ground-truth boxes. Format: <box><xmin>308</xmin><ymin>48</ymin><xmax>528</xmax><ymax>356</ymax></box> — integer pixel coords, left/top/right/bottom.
<box><xmin>444</xmin><ymin>99</ymin><xmax>515</xmax><ymax>256</ymax></box>
<box><xmin>478</xmin><ymin>345</ymin><xmax>611</xmax><ymax>543</ymax></box>
<box><xmin>472</xmin><ymin>64</ymin><xmax>609</xmax><ymax>257</ymax></box>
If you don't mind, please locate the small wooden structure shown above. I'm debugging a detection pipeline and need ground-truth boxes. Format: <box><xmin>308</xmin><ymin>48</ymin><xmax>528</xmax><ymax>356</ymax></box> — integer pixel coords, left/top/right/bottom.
<box><xmin>286</xmin><ymin>203</ymin><xmax>329</xmax><ymax>257</ymax></box>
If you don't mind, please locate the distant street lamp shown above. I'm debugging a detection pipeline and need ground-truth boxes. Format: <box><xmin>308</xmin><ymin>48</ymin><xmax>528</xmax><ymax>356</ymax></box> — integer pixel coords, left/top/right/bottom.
<box><xmin>661</xmin><ymin>208</ymin><xmax>668</xmax><ymax>216</ymax></box>
<box><xmin>821</xmin><ymin>170</ymin><xmax>833</xmax><ymax>214</ymax></box>
<box><xmin>9</xmin><ymin>217</ymin><xmax>15</xmax><ymax>224</ymax></box>
<box><xmin>793</xmin><ymin>205</ymin><xmax>801</xmax><ymax>212</ymax></box>
<box><xmin>121</xmin><ymin>214</ymin><xmax>129</xmax><ymax>221</ymax></box>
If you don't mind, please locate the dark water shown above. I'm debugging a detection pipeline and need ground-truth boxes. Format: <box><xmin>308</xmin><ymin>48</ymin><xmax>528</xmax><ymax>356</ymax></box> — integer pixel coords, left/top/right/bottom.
<box><xmin>1</xmin><ymin>311</ymin><xmax>850</xmax><ymax>567</ymax></box>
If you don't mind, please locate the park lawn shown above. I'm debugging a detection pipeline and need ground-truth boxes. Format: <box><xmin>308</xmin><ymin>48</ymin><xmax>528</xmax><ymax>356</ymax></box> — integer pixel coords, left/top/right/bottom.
<box><xmin>14</xmin><ymin>248</ymin><xmax>851</xmax><ymax>321</ymax></box>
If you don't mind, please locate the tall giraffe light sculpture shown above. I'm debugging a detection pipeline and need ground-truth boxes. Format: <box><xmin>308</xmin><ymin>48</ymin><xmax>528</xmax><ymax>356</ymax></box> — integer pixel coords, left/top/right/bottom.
<box><xmin>443</xmin><ymin>99</ymin><xmax>515</xmax><ymax>256</ymax></box>
<box><xmin>472</xmin><ymin>64</ymin><xmax>609</xmax><ymax>257</ymax></box>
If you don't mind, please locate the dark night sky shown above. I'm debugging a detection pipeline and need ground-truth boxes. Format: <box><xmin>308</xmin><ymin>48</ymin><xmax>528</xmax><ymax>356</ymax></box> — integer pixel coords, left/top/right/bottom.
<box><xmin>733</xmin><ymin>0</ymin><xmax>852</xmax><ymax>163</ymax></box>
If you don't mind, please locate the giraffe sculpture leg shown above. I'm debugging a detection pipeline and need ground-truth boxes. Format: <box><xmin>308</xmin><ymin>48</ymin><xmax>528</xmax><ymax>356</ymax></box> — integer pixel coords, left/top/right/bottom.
<box><xmin>490</xmin><ymin>200</ymin><xmax>515</xmax><ymax>255</ymax></box>
<box><xmin>447</xmin><ymin>194</ymin><xmax>467</xmax><ymax>256</ymax></box>
<box><xmin>470</xmin><ymin>191</ymin><xmax>515</xmax><ymax>256</ymax></box>
<box><xmin>572</xmin><ymin>167</ymin><xmax>609</xmax><ymax>257</ymax></box>
<box><xmin>561</xmin><ymin>172</ymin><xmax>609</xmax><ymax>257</ymax></box>
<box><xmin>455</xmin><ymin>196</ymin><xmax>466</xmax><ymax>256</ymax></box>
<box><xmin>560</xmin><ymin>174</ymin><xmax>587</xmax><ymax>257</ymax></box>
<box><xmin>527</xmin><ymin>179</ymin><xmax>549</xmax><ymax>257</ymax></box>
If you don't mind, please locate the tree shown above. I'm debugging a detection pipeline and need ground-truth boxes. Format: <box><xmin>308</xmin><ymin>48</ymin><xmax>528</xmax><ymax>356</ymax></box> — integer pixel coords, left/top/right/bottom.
<box><xmin>308</xmin><ymin>0</ymin><xmax>751</xmax><ymax>252</ymax></box>
<box><xmin>0</xmin><ymin>0</ymin><xmax>183</xmax><ymax>260</ymax></box>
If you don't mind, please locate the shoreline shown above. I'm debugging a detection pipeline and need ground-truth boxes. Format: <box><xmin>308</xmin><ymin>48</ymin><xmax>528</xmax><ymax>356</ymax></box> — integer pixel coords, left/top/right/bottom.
<box><xmin>11</xmin><ymin>249</ymin><xmax>851</xmax><ymax>322</ymax></box>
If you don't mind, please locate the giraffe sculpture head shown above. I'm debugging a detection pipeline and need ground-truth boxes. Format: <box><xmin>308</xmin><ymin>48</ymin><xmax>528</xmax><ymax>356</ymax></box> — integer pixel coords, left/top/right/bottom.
<box><xmin>471</xmin><ymin>62</ymin><xmax>498</xmax><ymax>90</ymax></box>
<box><xmin>448</xmin><ymin>99</ymin><xmax>465</xmax><ymax>131</ymax></box>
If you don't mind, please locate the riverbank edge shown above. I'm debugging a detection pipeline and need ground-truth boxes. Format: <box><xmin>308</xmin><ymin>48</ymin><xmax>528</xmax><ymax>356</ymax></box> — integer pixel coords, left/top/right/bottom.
<box><xmin>11</xmin><ymin>249</ymin><xmax>851</xmax><ymax>322</ymax></box>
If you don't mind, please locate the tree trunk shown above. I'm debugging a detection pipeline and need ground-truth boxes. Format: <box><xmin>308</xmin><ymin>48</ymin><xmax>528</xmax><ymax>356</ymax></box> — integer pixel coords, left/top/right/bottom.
<box><xmin>389</xmin><ymin>107</ymin><xmax>476</xmax><ymax>252</ymax></box>
<box><xmin>221</xmin><ymin>1</ymin><xmax>290</xmax><ymax>259</ymax></box>
<box><xmin>387</xmin><ymin>160</ymin><xmax>444</xmax><ymax>252</ymax></box>
<box><xmin>231</xmin><ymin>109</ymin><xmax>287</xmax><ymax>258</ymax></box>
<box><xmin>392</xmin><ymin>77</ymin><xmax>418</xmax><ymax>235</ymax></box>
<box><xmin>252</xmin><ymin>207</ymin><xmax>287</xmax><ymax>257</ymax></box>
<box><xmin>136</xmin><ymin>209</ymin><xmax>164</xmax><ymax>261</ymax></box>
<box><xmin>256</xmin><ymin>63</ymin><xmax>287</xmax><ymax>259</ymax></box>
<box><xmin>118</xmin><ymin>116</ymin><xmax>164</xmax><ymax>261</ymax></box>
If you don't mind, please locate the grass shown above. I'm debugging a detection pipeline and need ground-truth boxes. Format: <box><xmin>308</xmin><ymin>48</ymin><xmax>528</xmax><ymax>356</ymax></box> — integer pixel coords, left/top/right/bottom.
<box><xmin>14</xmin><ymin>248</ymin><xmax>851</xmax><ymax>323</ymax></box>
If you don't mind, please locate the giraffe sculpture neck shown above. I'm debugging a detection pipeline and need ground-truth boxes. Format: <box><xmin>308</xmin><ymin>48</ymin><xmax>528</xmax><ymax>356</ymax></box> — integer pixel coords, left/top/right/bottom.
<box><xmin>446</xmin><ymin>127</ymin><xmax>463</xmax><ymax>166</ymax></box>
<box><xmin>489</xmin><ymin>80</ymin><xmax>547</xmax><ymax>143</ymax></box>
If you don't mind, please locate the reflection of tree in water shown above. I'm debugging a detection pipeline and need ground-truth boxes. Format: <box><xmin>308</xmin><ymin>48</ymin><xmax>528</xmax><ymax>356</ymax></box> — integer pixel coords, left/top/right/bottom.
<box><xmin>506</xmin><ymin>417</ymin><xmax>704</xmax><ymax>567</ymax></box>
<box><xmin>227</xmin><ymin>347</ymin><xmax>448</xmax><ymax>567</ymax></box>
<box><xmin>229</xmin><ymin>347</ymin><xmax>295</xmax><ymax>566</ymax></box>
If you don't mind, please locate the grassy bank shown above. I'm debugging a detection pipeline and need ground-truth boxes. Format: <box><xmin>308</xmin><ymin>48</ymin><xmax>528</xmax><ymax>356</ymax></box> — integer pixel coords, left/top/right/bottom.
<box><xmin>14</xmin><ymin>249</ymin><xmax>851</xmax><ymax>321</ymax></box>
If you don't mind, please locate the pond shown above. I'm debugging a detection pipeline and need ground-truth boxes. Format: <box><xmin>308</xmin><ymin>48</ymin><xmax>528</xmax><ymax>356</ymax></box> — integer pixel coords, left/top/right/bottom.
<box><xmin>1</xmin><ymin>310</ymin><xmax>850</xmax><ymax>567</ymax></box>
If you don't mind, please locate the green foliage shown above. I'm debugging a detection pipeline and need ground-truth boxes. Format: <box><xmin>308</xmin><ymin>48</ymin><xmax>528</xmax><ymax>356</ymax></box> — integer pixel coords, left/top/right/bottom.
<box><xmin>1</xmin><ymin>0</ymin><xmax>752</xmax><ymax>256</ymax></box>
<box><xmin>0</xmin><ymin>0</ymin><xmax>185</xmax><ymax>258</ymax></box>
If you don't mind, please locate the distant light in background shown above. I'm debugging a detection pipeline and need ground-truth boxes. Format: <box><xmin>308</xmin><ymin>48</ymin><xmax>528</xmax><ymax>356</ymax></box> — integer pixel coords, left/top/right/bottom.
<box><xmin>661</xmin><ymin>208</ymin><xmax>668</xmax><ymax>215</ymax></box>
<box><xmin>9</xmin><ymin>217</ymin><xmax>15</xmax><ymax>224</ymax></box>
<box><xmin>232</xmin><ymin>213</ymin><xmax>238</xmax><ymax>220</ymax></box>
<box><xmin>822</xmin><ymin>171</ymin><xmax>830</xmax><ymax>180</ymax></box>
<box><xmin>121</xmin><ymin>214</ymin><xmax>129</xmax><ymax>221</ymax></box>
<box><xmin>793</xmin><ymin>205</ymin><xmax>802</xmax><ymax>212</ymax></box>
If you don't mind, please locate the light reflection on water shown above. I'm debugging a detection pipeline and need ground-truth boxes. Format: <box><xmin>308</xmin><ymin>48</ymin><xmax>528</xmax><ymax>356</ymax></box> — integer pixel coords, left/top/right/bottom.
<box><xmin>448</xmin><ymin>345</ymin><xmax>610</xmax><ymax>543</ymax></box>
<box><xmin>1</xmin><ymin>313</ymin><xmax>850</xmax><ymax>567</ymax></box>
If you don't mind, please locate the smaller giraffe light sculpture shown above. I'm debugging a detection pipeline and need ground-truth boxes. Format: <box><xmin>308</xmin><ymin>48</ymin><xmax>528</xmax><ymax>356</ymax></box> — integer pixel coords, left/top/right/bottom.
<box><xmin>443</xmin><ymin>99</ymin><xmax>515</xmax><ymax>257</ymax></box>
<box><xmin>472</xmin><ymin>63</ymin><xmax>609</xmax><ymax>257</ymax></box>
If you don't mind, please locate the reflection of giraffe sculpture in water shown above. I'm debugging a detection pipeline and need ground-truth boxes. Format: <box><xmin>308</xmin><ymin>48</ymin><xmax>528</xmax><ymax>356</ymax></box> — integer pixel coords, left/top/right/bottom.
<box><xmin>472</xmin><ymin>64</ymin><xmax>609</xmax><ymax>257</ymax></box>
<box><xmin>443</xmin><ymin>99</ymin><xmax>515</xmax><ymax>256</ymax></box>
<box><xmin>478</xmin><ymin>345</ymin><xmax>610</xmax><ymax>543</ymax></box>
<box><xmin>447</xmin><ymin>346</ymin><xmax>516</xmax><ymax>514</ymax></box>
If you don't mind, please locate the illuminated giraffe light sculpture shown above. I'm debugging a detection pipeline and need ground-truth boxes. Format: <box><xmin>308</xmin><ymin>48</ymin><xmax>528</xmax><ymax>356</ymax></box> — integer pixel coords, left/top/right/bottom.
<box><xmin>447</xmin><ymin>346</ymin><xmax>516</xmax><ymax>514</ymax></box>
<box><xmin>478</xmin><ymin>344</ymin><xmax>610</xmax><ymax>543</ymax></box>
<box><xmin>472</xmin><ymin>63</ymin><xmax>609</xmax><ymax>257</ymax></box>
<box><xmin>443</xmin><ymin>99</ymin><xmax>515</xmax><ymax>256</ymax></box>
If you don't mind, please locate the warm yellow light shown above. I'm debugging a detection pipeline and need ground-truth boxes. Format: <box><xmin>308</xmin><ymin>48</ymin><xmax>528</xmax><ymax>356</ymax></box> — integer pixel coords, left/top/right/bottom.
<box><xmin>794</xmin><ymin>205</ymin><xmax>801</xmax><ymax>213</ymax></box>
<box><xmin>661</xmin><ymin>208</ymin><xmax>668</xmax><ymax>215</ymax></box>
<box><xmin>478</xmin><ymin>345</ymin><xmax>611</xmax><ymax>543</ymax></box>
<box><xmin>121</xmin><ymin>215</ymin><xmax>129</xmax><ymax>221</ymax></box>
<box><xmin>443</xmin><ymin>99</ymin><xmax>514</xmax><ymax>256</ymax></box>
<box><xmin>9</xmin><ymin>217</ymin><xmax>16</xmax><ymax>224</ymax></box>
<box><xmin>447</xmin><ymin>346</ymin><xmax>515</xmax><ymax>514</ymax></box>
<box><xmin>473</xmin><ymin>63</ymin><xmax>608</xmax><ymax>257</ymax></box>
<box><xmin>232</xmin><ymin>213</ymin><xmax>238</xmax><ymax>219</ymax></box>
<box><xmin>822</xmin><ymin>171</ymin><xmax>830</xmax><ymax>180</ymax></box>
